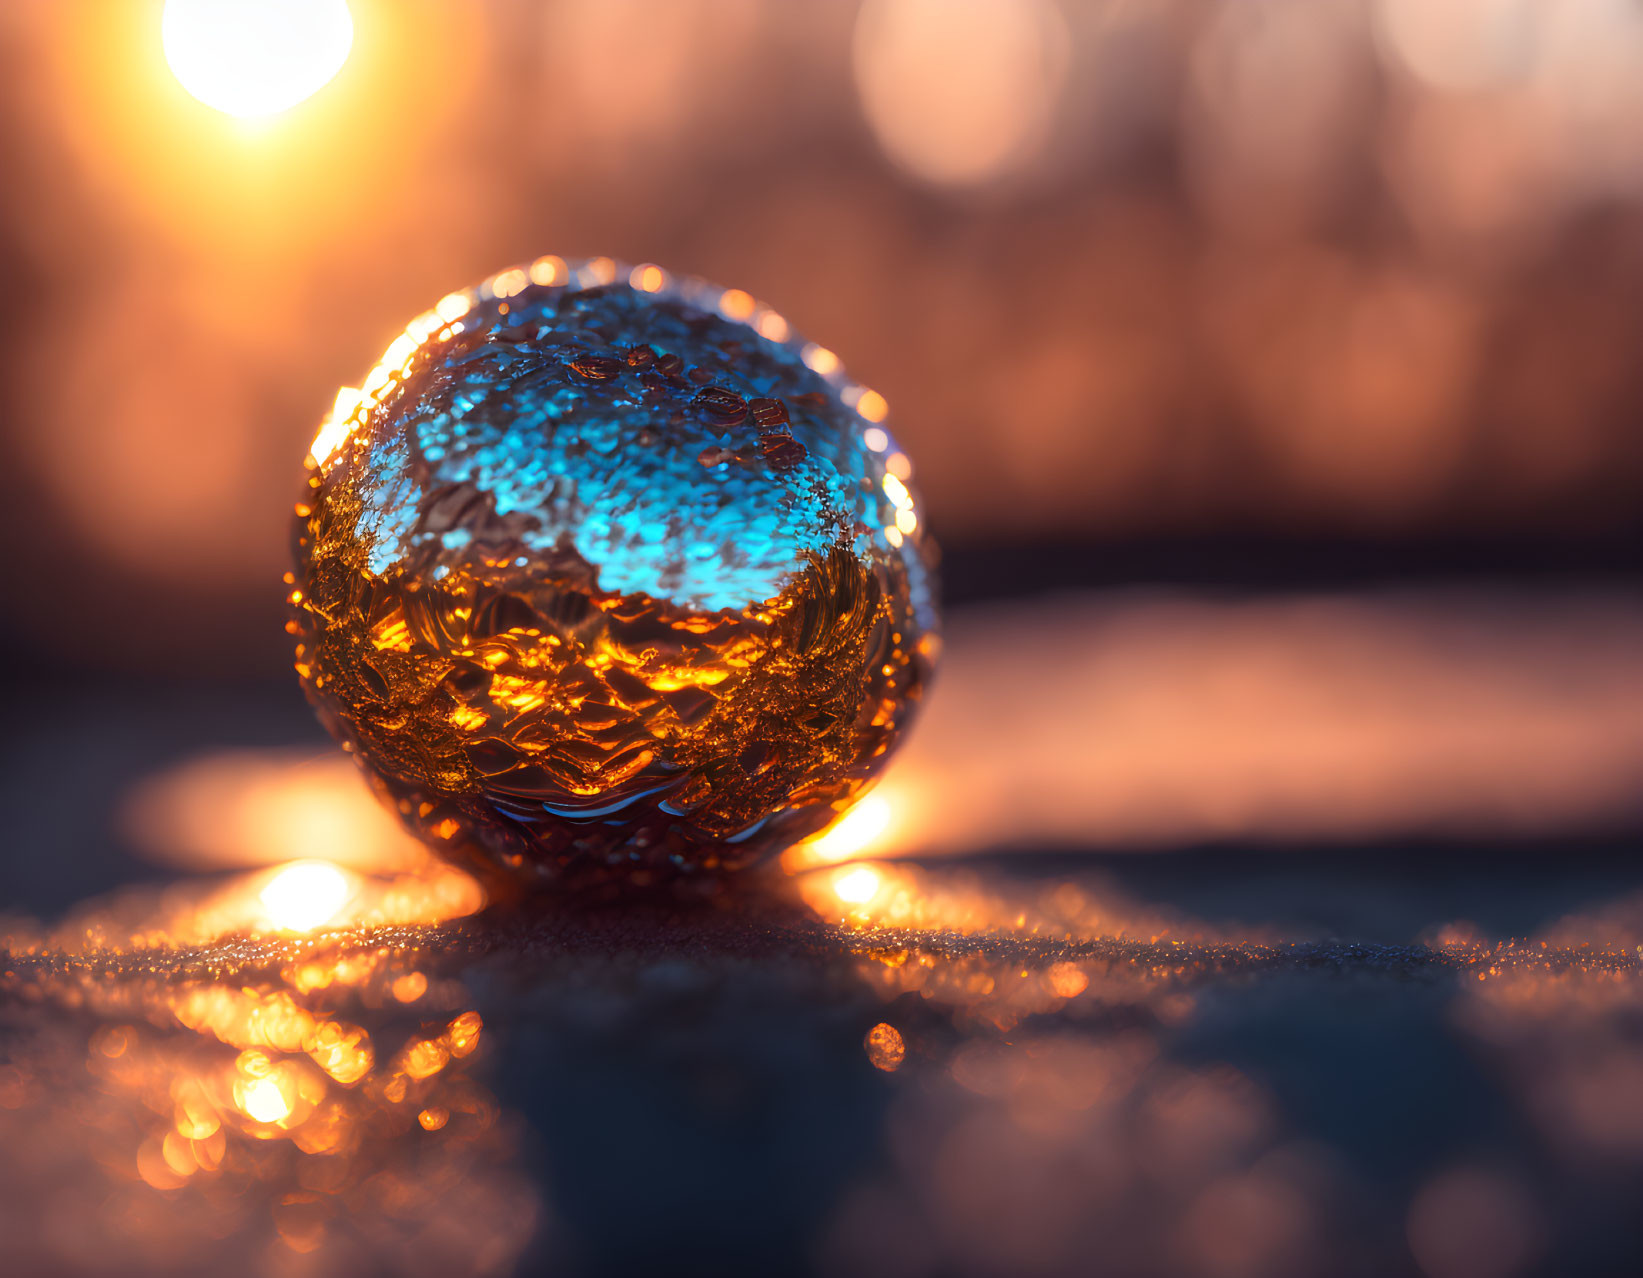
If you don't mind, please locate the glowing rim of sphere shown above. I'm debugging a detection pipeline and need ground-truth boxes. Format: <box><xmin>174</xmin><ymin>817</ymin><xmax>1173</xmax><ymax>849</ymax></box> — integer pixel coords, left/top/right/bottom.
<box><xmin>298</xmin><ymin>255</ymin><xmax>936</xmax><ymax>877</ymax></box>
<box><xmin>311</xmin><ymin>256</ymin><xmax>907</xmax><ymax>524</ymax></box>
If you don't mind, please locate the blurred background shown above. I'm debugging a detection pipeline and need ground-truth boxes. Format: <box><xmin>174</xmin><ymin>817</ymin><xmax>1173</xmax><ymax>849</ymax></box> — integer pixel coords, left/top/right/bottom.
<box><xmin>4</xmin><ymin>0</ymin><xmax>1642</xmax><ymax>667</ymax></box>
<box><xmin>6</xmin><ymin>6</ymin><xmax>1643</xmax><ymax>1276</ymax></box>
<box><xmin>1</xmin><ymin>0</ymin><xmax>1641</xmax><ymax>902</ymax></box>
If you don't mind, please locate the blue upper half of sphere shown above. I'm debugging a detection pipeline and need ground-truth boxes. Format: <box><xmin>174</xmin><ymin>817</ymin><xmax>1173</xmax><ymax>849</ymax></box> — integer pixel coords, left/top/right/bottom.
<box><xmin>320</xmin><ymin>261</ymin><xmax>933</xmax><ymax>625</ymax></box>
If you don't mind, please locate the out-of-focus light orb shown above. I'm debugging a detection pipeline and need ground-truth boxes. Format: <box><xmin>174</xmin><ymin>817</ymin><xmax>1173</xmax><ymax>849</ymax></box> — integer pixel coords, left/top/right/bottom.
<box><xmin>1185</xmin><ymin>0</ymin><xmax>1370</xmax><ymax>232</ymax></box>
<box><xmin>833</xmin><ymin>865</ymin><xmax>884</xmax><ymax>906</ymax></box>
<box><xmin>852</xmin><ymin>0</ymin><xmax>1069</xmax><ymax>187</ymax></box>
<box><xmin>122</xmin><ymin>750</ymin><xmax>427</xmax><ymax>873</ymax></box>
<box><xmin>864</xmin><ymin>1021</ymin><xmax>907</xmax><ymax>1071</ymax></box>
<box><xmin>802</xmin><ymin>794</ymin><xmax>893</xmax><ymax>863</ymax></box>
<box><xmin>257</xmin><ymin>860</ymin><xmax>352</xmax><ymax>932</ymax></box>
<box><xmin>162</xmin><ymin>0</ymin><xmax>353</xmax><ymax>119</ymax></box>
<box><xmin>1374</xmin><ymin>0</ymin><xmax>1535</xmax><ymax>92</ymax></box>
<box><xmin>292</xmin><ymin>259</ymin><xmax>939</xmax><ymax>889</ymax></box>
<box><xmin>237</xmin><ymin>1075</ymin><xmax>293</xmax><ymax>1124</ymax></box>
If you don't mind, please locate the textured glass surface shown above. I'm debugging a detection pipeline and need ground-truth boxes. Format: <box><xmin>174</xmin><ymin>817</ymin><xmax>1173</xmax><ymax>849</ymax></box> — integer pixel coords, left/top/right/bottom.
<box><xmin>291</xmin><ymin>258</ymin><xmax>938</xmax><ymax>887</ymax></box>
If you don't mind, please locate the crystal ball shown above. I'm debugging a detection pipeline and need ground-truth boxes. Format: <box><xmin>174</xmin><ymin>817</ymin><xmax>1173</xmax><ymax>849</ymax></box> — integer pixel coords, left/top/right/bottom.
<box><xmin>291</xmin><ymin>257</ymin><xmax>938</xmax><ymax>887</ymax></box>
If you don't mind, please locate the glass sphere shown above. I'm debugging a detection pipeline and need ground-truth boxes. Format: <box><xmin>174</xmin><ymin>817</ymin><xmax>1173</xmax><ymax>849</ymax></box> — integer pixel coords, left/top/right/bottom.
<box><xmin>291</xmin><ymin>258</ymin><xmax>938</xmax><ymax>888</ymax></box>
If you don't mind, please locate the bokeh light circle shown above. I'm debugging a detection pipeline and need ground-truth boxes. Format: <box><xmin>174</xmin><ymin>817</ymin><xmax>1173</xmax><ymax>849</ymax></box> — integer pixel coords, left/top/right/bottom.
<box><xmin>852</xmin><ymin>0</ymin><xmax>1069</xmax><ymax>188</ymax></box>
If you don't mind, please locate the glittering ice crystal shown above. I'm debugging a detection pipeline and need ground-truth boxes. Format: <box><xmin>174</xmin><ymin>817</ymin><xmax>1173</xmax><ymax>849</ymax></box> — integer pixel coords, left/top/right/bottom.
<box><xmin>291</xmin><ymin>258</ymin><xmax>938</xmax><ymax>887</ymax></box>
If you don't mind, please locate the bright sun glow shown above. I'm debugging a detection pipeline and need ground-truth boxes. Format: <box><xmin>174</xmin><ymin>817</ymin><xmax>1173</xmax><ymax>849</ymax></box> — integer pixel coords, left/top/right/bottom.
<box><xmin>257</xmin><ymin>860</ymin><xmax>353</xmax><ymax>932</ymax></box>
<box><xmin>833</xmin><ymin>865</ymin><xmax>884</xmax><ymax>905</ymax></box>
<box><xmin>238</xmin><ymin>1076</ymin><xmax>292</xmax><ymax>1124</ymax></box>
<box><xmin>163</xmin><ymin>0</ymin><xmax>354</xmax><ymax>119</ymax></box>
<box><xmin>806</xmin><ymin>796</ymin><xmax>894</xmax><ymax>863</ymax></box>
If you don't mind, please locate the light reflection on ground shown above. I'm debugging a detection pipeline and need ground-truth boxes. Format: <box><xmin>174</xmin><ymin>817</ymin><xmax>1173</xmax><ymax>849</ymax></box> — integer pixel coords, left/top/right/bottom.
<box><xmin>3</xmin><ymin>834</ymin><xmax>1642</xmax><ymax>1275</ymax></box>
<box><xmin>5</xmin><ymin>585</ymin><xmax>1643</xmax><ymax>1278</ymax></box>
<box><xmin>802</xmin><ymin>589</ymin><xmax>1643</xmax><ymax>865</ymax></box>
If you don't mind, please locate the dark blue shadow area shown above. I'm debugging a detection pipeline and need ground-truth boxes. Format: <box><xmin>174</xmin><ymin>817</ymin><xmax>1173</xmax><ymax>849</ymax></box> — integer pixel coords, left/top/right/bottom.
<box><xmin>480</xmin><ymin>963</ymin><xmax>893</xmax><ymax>1277</ymax></box>
<box><xmin>0</xmin><ymin>676</ymin><xmax>324</xmax><ymax>916</ymax></box>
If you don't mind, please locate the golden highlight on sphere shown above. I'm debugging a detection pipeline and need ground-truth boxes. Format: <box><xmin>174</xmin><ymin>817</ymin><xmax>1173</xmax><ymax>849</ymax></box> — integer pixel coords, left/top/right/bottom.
<box><xmin>290</xmin><ymin>259</ymin><xmax>939</xmax><ymax>889</ymax></box>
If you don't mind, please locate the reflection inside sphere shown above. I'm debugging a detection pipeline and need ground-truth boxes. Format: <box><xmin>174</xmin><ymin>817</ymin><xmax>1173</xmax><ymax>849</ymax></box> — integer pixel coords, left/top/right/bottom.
<box><xmin>292</xmin><ymin>260</ymin><xmax>938</xmax><ymax>888</ymax></box>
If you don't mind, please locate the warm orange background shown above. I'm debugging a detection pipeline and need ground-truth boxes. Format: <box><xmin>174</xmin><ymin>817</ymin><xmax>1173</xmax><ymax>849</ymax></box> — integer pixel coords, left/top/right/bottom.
<box><xmin>0</xmin><ymin>0</ymin><xmax>1640</xmax><ymax>675</ymax></box>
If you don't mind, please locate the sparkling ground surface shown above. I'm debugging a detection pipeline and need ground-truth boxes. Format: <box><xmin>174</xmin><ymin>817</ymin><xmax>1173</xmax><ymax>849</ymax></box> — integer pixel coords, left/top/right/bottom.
<box><xmin>3</xmin><ymin>588</ymin><xmax>1642</xmax><ymax>1277</ymax></box>
<box><xmin>7</xmin><ymin>849</ymin><xmax>1643</xmax><ymax>1278</ymax></box>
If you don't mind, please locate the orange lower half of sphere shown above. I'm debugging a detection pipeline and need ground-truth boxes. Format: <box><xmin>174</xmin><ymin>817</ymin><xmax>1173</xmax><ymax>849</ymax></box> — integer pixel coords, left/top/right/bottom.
<box><xmin>290</xmin><ymin>259</ymin><xmax>938</xmax><ymax>888</ymax></box>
